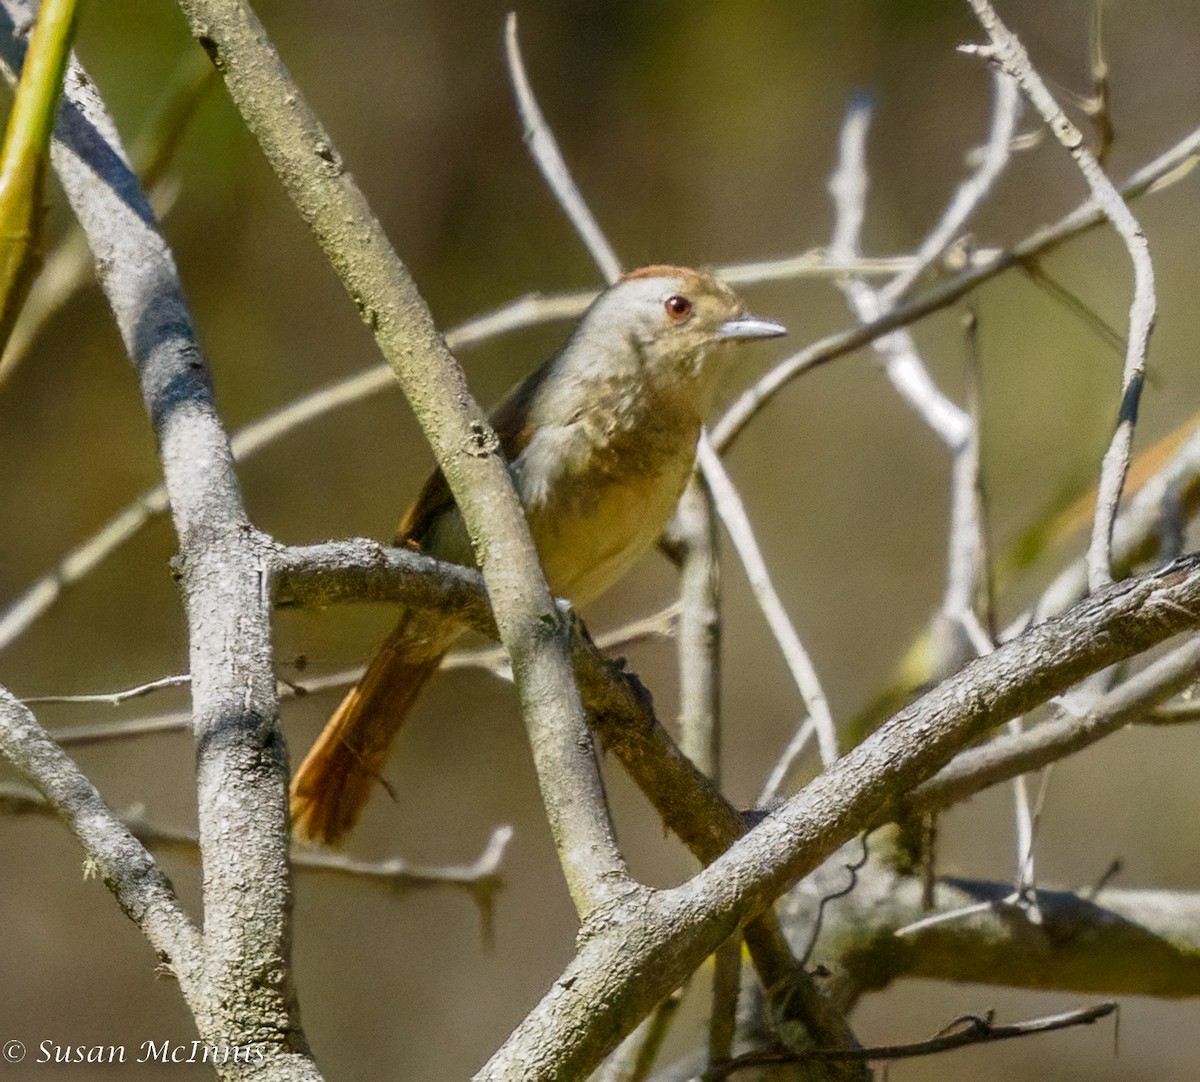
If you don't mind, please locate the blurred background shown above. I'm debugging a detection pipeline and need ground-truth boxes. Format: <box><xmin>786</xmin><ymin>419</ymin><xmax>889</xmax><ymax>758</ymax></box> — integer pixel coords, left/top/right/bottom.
<box><xmin>0</xmin><ymin>0</ymin><xmax>1198</xmax><ymax>1077</ymax></box>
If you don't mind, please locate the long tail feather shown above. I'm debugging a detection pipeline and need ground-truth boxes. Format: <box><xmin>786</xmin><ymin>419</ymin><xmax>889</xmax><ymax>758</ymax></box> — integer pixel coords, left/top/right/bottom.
<box><xmin>290</xmin><ymin>618</ymin><xmax>449</xmax><ymax>845</ymax></box>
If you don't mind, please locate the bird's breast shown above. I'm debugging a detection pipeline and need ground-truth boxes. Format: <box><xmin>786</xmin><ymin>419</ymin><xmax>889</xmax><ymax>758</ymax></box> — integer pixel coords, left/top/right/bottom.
<box><xmin>513</xmin><ymin>411</ymin><xmax>700</xmax><ymax>606</ymax></box>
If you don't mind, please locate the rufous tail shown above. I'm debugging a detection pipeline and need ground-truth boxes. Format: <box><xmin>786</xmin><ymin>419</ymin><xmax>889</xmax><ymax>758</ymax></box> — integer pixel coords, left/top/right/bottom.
<box><xmin>290</xmin><ymin>617</ymin><xmax>449</xmax><ymax>845</ymax></box>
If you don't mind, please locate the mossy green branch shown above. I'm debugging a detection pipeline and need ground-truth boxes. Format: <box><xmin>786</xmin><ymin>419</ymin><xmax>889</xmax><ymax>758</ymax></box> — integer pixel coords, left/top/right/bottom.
<box><xmin>0</xmin><ymin>0</ymin><xmax>77</xmax><ymax>347</ymax></box>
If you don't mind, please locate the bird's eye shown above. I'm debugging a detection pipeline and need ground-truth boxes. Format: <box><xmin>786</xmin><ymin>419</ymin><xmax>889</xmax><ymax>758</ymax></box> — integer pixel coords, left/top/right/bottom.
<box><xmin>664</xmin><ymin>294</ymin><xmax>692</xmax><ymax>321</ymax></box>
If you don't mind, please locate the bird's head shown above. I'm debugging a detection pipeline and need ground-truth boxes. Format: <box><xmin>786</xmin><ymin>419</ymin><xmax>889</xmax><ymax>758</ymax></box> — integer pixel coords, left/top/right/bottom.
<box><xmin>569</xmin><ymin>265</ymin><xmax>786</xmax><ymax>408</ymax></box>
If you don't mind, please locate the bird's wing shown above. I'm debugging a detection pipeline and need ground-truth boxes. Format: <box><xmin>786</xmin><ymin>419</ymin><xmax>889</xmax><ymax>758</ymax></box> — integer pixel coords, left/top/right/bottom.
<box><xmin>393</xmin><ymin>467</ymin><xmax>456</xmax><ymax>548</ymax></box>
<box><xmin>394</xmin><ymin>359</ymin><xmax>555</xmax><ymax>548</ymax></box>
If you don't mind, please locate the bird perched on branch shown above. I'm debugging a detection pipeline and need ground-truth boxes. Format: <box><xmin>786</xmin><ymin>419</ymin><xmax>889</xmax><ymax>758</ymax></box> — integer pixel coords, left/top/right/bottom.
<box><xmin>290</xmin><ymin>265</ymin><xmax>786</xmax><ymax>844</ymax></box>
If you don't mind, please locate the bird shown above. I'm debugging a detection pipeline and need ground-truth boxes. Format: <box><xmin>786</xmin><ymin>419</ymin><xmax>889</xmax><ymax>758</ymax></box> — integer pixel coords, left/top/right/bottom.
<box><xmin>290</xmin><ymin>265</ymin><xmax>786</xmax><ymax>844</ymax></box>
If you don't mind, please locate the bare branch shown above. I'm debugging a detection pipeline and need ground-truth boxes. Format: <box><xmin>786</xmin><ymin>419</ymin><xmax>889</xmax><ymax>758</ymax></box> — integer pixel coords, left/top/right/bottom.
<box><xmin>963</xmin><ymin>0</ymin><xmax>1157</xmax><ymax>591</ymax></box>
<box><xmin>827</xmin><ymin>97</ymin><xmax>971</xmax><ymax>449</ymax></box>
<box><xmin>280</xmin><ymin>538</ymin><xmax>861</xmax><ymax>1062</ymax></box>
<box><xmin>0</xmin><ymin>485</ymin><xmax>170</xmax><ymax>653</ymax></box>
<box><xmin>0</xmin><ymin>781</ymin><xmax>512</xmax><ymax>924</ymax></box>
<box><xmin>271</xmin><ymin>533</ymin><xmax>1200</xmax><ymax>1077</ymax></box>
<box><xmin>826</xmin><ymin>68</ymin><xmax>1021</xmax><ymax>452</ymax></box>
<box><xmin>711</xmin><ymin>123</ymin><xmax>1197</xmax><ymax>456</ymax></box>
<box><xmin>757</xmin><ymin>717</ymin><xmax>823</xmax><ymax>808</ymax></box>
<box><xmin>911</xmin><ymin>630</ymin><xmax>1200</xmax><ymax>812</ymax></box>
<box><xmin>293</xmin><ymin>821</ymin><xmax>511</xmax><ymax>889</ymax></box>
<box><xmin>666</xmin><ymin>478</ymin><xmax>723</xmax><ymax>778</ymax></box>
<box><xmin>504</xmin><ymin>13</ymin><xmax>622</xmax><ymax>284</ymax></box>
<box><xmin>27</xmin><ymin>565</ymin><xmax>679</xmax><ymax>747</ymax></box>
<box><xmin>707</xmin><ymin>1002</ymin><xmax>1115</xmax><ymax>1074</ymax></box>
<box><xmin>696</xmin><ymin>435</ymin><xmax>838</xmax><ymax>767</ymax></box>
<box><xmin>716</xmin><ymin>250</ymin><xmax>914</xmax><ymax>283</ymax></box>
<box><xmin>0</xmin><ymin>690</ymin><xmax>201</xmax><ymax>981</ymax></box>
<box><xmin>801</xmin><ymin>849</ymin><xmax>1200</xmax><ymax>1005</ymax></box>
<box><xmin>60</xmin><ymin>137</ymin><xmax>301</xmax><ymax>1065</ymax></box>
<box><xmin>0</xmin><ymin>5</ymin><xmax>318</xmax><ymax>1070</ymax></box>
<box><xmin>23</xmin><ymin>674</ymin><xmax>190</xmax><ymax>706</ymax></box>
<box><xmin>881</xmin><ymin>68</ymin><xmax>1022</xmax><ymax>306</ymax></box>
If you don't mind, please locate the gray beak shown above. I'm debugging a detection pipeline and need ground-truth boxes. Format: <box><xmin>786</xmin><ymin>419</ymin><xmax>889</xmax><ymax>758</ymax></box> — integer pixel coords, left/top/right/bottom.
<box><xmin>716</xmin><ymin>313</ymin><xmax>787</xmax><ymax>341</ymax></box>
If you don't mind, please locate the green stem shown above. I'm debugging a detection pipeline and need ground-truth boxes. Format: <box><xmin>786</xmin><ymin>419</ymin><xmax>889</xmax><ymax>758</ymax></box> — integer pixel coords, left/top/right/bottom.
<box><xmin>0</xmin><ymin>0</ymin><xmax>79</xmax><ymax>338</ymax></box>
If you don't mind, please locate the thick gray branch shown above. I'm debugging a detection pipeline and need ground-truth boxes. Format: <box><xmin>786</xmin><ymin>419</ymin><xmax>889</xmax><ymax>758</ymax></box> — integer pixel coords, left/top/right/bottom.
<box><xmin>911</xmin><ymin>632</ymin><xmax>1200</xmax><ymax>811</ymax></box>
<box><xmin>0</xmin><ymin>690</ymin><xmax>201</xmax><ymax>980</ymax></box>
<box><xmin>478</xmin><ymin>554</ymin><xmax>1200</xmax><ymax>1079</ymax></box>
<box><xmin>0</xmin><ymin>6</ymin><xmax>317</xmax><ymax>1075</ymax></box>
<box><xmin>175</xmin><ymin>0</ymin><xmax>627</xmax><ymax>918</ymax></box>
<box><xmin>789</xmin><ymin>851</ymin><xmax>1200</xmax><ymax>1007</ymax></box>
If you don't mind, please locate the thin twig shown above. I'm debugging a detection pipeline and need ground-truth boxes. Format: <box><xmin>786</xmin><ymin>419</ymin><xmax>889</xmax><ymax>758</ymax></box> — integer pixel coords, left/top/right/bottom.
<box><xmin>22</xmin><ymin>674</ymin><xmax>190</xmax><ymax>706</ymax></box>
<box><xmin>756</xmin><ymin>716</ymin><xmax>818</xmax><ymax>807</ymax></box>
<box><xmin>1084</xmin><ymin>1</ymin><xmax>1114</xmax><ymax>166</ymax></box>
<box><xmin>800</xmin><ymin>833</ymin><xmax>871</xmax><ymax>966</ymax></box>
<box><xmin>712</xmin><ymin>123</ymin><xmax>1195</xmax><ymax>457</ymax></box>
<box><xmin>0</xmin><ymin>486</ymin><xmax>170</xmax><ymax>653</ymax></box>
<box><xmin>963</xmin><ymin>0</ymin><xmax>1157</xmax><ymax>592</ymax></box>
<box><xmin>504</xmin><ymin>12</ymin><xmax>621</xmax><ymax>285</ymax></box>
<box><xmin>882</xmin><ymin>68</ymin><xmax>1022</xmax><ymax>306</ymax></box>
<box><xmin>38</xmin><ymin>595</ymin><xmax>680</xmax><ymax>749</ymax></box>
<box><xmin>696</xmin><ymin>433</ymin><xmax>838</xmax><ymax>766</ymax></box>
<box><xmin>716</xmin><ymin>250</ymin><xmax>914</xmax><ymax>283</ymax></box>
<box><xmin>706</xmin><ymin>1002</ymin><xmax>1116</xmax><ymax>1074</ymax></box>
<box><xmin>826</xmin><ymin>96</ymin><xmax>971</xmax><ymax>450</ymax></box>
<box><xmin>0</xmin><ymin>781</ymin><xmax>512</xmax><ymax>928</ymax></box>
<box><xmin>826</xmin><ymin>71</ymin><xmax>1018</xmax><ymax>450</ymax></box>
<box><xmin>893</xmin><ymin>896</ymin><xmax>997</xmax><ymax>938</ymax></box>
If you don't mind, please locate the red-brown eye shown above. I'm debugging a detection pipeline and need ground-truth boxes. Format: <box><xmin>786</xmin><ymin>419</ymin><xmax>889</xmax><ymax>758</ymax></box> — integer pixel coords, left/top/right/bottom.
<box><xmin>664</xmin><ymin>294</ymin><xmax>692</xmax><ymax>320</ymax></box>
